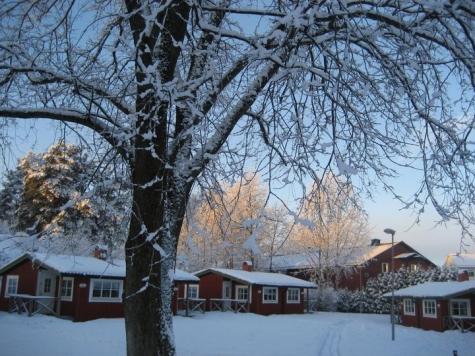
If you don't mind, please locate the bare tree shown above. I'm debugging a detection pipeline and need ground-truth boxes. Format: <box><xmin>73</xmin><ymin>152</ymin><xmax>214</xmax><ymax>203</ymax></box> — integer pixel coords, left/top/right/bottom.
<box><xmin>1</xmin><ymin>1</ymin><xmax>474</xmax><ymax>355</ymax></box>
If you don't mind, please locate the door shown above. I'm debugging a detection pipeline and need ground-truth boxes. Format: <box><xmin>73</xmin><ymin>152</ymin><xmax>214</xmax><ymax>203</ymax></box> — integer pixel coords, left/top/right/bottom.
<box><xmin>222</xmin><ymin>281</ymin><xmax>232</xmax><ymax>310</ymax></box>
<box><xmin>37</xmin><ymin>270</ymin><xmax>57</xmax><ymax>314</ymax></box>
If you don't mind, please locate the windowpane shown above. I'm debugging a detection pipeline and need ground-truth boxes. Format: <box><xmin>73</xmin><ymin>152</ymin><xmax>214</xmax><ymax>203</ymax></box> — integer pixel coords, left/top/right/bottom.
<box><xmin>6</xmin><ymin>276</ymin><xmax>19</xmax><ymax>296</ymax></box>
<box><xmin>404</xmin><ymin>299</ymin><xmax>415</xmax><ymax>315</ymax></box>
<box><xmin>61</xmin><ymin>279</ymin><xmax>73</xmax><ymax>299</ymax></box>
<box><xmin>263</xmin><ymin>287</ymin><xmax>277</xmax><ymax>303</ymax></box>
<box><xmin>287</xmin><ymin>289</ymin><xmax>300</xmax><ymax>303</ymax></box>
<box><xmin>43</xmin><ymin>278</ymin><xmax>51</xmax><ymax>293</ymax></box>
<box><xmin>187</xmin><ymin>285</ymin><xmax>199</xmax><ymax>299</ymax></box>
<box><xmin>90</xmin><ymin>279</ymin><xmax>122</xmax><ymax>302</ymax></box>
<box><xmin>236</xmin><ymin>287</ymin><xmax>248</xmax><ymax>301</ymax></box>
<box><xmin>451</xmin><ymin>300</ymin><xmax>470</xmax><ymax>317</ymax></box>
<box><xmin>423</xmin><ymin>300</ymin><xmax>436</xmax><ymax>318</ymax></box>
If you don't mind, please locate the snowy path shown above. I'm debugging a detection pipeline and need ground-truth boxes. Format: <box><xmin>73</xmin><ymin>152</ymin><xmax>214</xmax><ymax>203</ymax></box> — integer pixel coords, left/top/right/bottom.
<box><xmin>315</xmin><ymin>318</ymin><xmax>346</xmax><ymax>356</ymax></box>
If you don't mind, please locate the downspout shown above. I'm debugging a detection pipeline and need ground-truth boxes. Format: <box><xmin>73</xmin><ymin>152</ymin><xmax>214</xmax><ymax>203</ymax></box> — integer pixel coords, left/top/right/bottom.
<box><xmin>56</xmin><ymin>275</ymin><xmax>62</xmax><ymax>316</ymax></box>
<box><xmin>185</xmin><ymin>282</ymin><xmax>190</xmax><ymax>317</ymax></box>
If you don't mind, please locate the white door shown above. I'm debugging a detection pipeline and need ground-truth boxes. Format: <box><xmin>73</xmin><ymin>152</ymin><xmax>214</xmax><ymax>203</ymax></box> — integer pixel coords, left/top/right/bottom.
<box><xmin>37</xmin><ymin>271</ymin><xmax>56</xmax><ymax>314</ymax></box>
<box><xmin>223</xmin><ymin>281</ymin><xmax>232</xmax><ymax>310</ymax></box>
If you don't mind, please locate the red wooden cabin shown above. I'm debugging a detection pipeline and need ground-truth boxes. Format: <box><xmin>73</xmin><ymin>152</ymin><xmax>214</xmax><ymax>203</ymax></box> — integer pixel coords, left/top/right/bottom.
<box><xmin>268</xmin><ymin>240</ymin><xmax>436</xmax><ymax>290</ymax></box>
<box><xmin>384</xmin><ymin>281</ymin><xmax>475</xmax><ymax>332</ymax></box>
<box><xmin>194</xmin><ymin>262</ymin><xmax>317</xmax><ymax>315</ymax></box>
<box><xmin>0</xmin><ymin>251</ymin><xmax>198</xmax><ymax>321</ymax></box>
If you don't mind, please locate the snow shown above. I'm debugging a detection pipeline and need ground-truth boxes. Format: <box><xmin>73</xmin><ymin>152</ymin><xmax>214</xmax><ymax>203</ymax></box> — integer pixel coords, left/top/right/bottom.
<box><xmin>0</xmin><ymin>252</ymin><xmax>198</xmax><ymax>282</ymax></box>
<box><xmin>195</xmin><ymin>268</ymin><xmax>317</xmax><ymax>288</ymax></box>
<box><xmin>445</xmin><ymin>253</ymin><xmax>475</xmax><ymax>268</ymax></box>
<box><xmin>0</xmin><ymin>311</ymin><xmax>473</xmax><ymax>356</ymax></box>
<box><xmin>383</xmin><ymin>281</ymin><xmax>475</xmax><ymax>299</ymax></box>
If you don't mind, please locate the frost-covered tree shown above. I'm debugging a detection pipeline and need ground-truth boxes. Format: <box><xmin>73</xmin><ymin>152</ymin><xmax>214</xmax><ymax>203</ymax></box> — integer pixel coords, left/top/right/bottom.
<box><xmin>1</xmin><ymin>1</ymin><xmax>475</xmax><ymax>355</ymax></box>
<box><xmin>1</xmin><ymin>141</ymin><xmax>129</xmax><ymax>256</ymax></box>
<box><xmin>290</xmin><ymin>175</ymin><xmax>371</xmax><ymax>288</ymax></box>
<box><xmin>16</xmin><ymin>141</ymin><xmax>89</xmax><ymax>235</ymax></box>
<box><xmin>0</xmin><ymin>167</ymin><xmax>23</xmax><ymax>228</ymax></box>
<box><xmin>179</xmin><ymin>172</ymin><xmax>268</xmax><ymax>270</ymax></box>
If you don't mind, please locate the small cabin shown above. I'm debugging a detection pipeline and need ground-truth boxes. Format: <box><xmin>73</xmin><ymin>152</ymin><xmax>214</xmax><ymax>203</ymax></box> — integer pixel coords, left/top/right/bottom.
<box><xmin>384</xmin><ymin>281</ymin><xmax>475</xmax><ymax>332</ymax></box>
<box><xmin>0</xmin><ymin>251</ymin><xmax>198</xmax><ymax>321</ymax></box>
<box><xmin>194</xmin><ymin>262</ymin><xmax>317</xmax><ymax>315</ymax></box>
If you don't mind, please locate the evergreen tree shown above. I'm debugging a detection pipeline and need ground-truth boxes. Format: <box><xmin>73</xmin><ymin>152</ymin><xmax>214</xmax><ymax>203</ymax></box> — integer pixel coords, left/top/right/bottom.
<box><xmin>0</xmin><ymin>167</ymin><xmax>23</xmax><ymax>228</ymax></box>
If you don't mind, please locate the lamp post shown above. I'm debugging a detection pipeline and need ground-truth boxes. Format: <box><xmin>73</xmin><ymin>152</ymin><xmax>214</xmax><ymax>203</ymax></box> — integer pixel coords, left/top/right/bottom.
<box><xmin>384</xmin><ymin>228</ymin><xmax>396</xmax><ymax>341</ymax></box>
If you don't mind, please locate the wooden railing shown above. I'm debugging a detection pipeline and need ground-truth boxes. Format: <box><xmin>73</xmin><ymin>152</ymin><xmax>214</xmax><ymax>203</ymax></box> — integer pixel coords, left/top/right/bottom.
<box><xmin>177</xmin><ymin>298</ymin><xmax>206</xmax><ymax>316</ymax></box>
<box><xmin>209</xmin><ymin>298</ymin><xmax>249</xmax><ymax>313</ymax></box>
<box><xmin>443</xmin><ymin>316</ymin><xmax>475</xmax><ymax>332</ymax></box>
<box><xmin>8</xmin><ymin>294</ymin><xmax>57</xmax><ymax>317</ymax></box>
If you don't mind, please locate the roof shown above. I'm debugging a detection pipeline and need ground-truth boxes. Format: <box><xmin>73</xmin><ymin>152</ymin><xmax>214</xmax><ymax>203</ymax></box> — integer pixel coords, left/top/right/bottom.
<box><xmin>383</xmin><ymin>281</ymin><xmax>475</xmax><ymax>299</ymax></box>
<box><xmin>444</xmin><ymin>253</ymin><xmax>475</xmax><ymax>268</ymax></box>
<box><xmin>194</xmin><ymin>268</ymin><xmax>317</xmax><ymax>288</ymax></box>
<box><xmin>266</xmin><ymin>242</ymin><xmax>401</xmax><ymax>270</ymax></box>
<box><xmin>394</xmin><ymin>252</ymin><xmax>420</xmax><ymax>259</ymax></box>
<box><xmin>0</xmin><ymin>252</ymin><xmax>199</xmax><ymax>282</ymax></box>
<box><xmin>266</xmin><ymin>252</ymin><xmax>321</xmax><ymax>270</ymax></box>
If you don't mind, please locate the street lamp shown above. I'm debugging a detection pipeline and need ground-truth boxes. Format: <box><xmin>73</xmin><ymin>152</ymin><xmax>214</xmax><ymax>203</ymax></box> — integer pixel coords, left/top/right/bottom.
<box><xmin>384</xmin><ymin>228</ymin><xmax>396</xmax><ymax>341</ymax></box>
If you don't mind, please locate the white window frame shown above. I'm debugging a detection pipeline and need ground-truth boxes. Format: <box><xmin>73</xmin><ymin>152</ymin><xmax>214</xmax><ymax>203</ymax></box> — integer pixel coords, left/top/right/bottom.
<box><xmin>185</xmin><ymin>284</ymin><xmax>199</xmax><ymax>299</ymax></box>
<box><xmin>61</xmin><ymin>277</ymin><xmax>74</xmax><ymax>301</ymax></box>
<box><xmin>403</xmin><ymin>299</ymin><xmax>415</xmax><ymax>315</ymax></box>
<box><xmin>468</xmin><ymin>270</ymin><xmax>475</xmax><ymax>278</ymax></box>
<box><xmin>450</xmin><ymin>299</ymin><xmax>471</xmax><ymax>318</ymax></box>
<box><xmin>5</xmin><ymin>275</ymin><xmax>19</xmax><ymax>297</ymax></box>
<box><xmin>235</xmin><ymin>285</ymin><xmax>249</xmax><ymax>302</ymax></box>
<box><xmin>286</xmin><ymin>288</ymin><xmax>300</xmax><ymax>304</ymax></box>
<box><xmin>263</xmin><ymin>287</ymin><xmax>278</xmax><ymax>304</ymax></box>
<box><xmin>382</xmin><ymin>263</ymin><xmax>389</xmax><ymax>273</ymax></box>
<box><xmin>422</xmin><ymin>299</ymin><xmax>437</xmax><ymax>318</ymax></box>
<box><xmin>410</xmin><ymin>264</ymin><xmax>418</xmax><ymax>271</ymax></box>
<box><xmin>89</xmin><ymin>279</ymin><xmax>123</xmax><ymax>303</ymax></box>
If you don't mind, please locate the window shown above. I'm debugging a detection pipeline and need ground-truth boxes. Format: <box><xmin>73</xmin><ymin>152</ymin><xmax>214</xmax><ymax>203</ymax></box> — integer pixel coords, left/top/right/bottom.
<box><xmin>403</xmin><ymin>299</ymin><xmax>415</xmax><ymax>315</ymax></box>
<box><xmin>61</xmin><ymin>277</ymin><xmax>74</xmax><ymax>301</ymax></box>
<box><xmin>186</xmin><ymin>284</ymin><xmax>199</xmax><ymax>299</ymax></box>
<box><xmin>287</xmin><ymin>288</ymin><xmax>300</xmax><ymax>303</ymax></box>
<box><xmin>410</xmin><ymin>265</ymin><xmax>418</xmax><ymax>271</ymax></box>
<box><xmin>236</xmin><ymin>286</ymin><xmax>249</xmax><ymax>301</ymax></box>
<box><xmin>263</xmin><ymin>287</ymin><xmax>278</xmax><ymax>304</ymax></box>
<box><xmin>382</xmin><ymin>263</ymin><xmax>389</xmax><ymax>273</ymax></box>
<box><xmin>451</xmin><ymin>299</ymin><xmax>471</xmax><ymax>318</ymax></box>
<box><xmin>5</xmin><ymin>275</ymin><xmax>19</xmax><ymax>297</ymax></box>
<box><xmin>89</xmin><ymin>279</ymin><xmax>123</xmax><ymax>302</ymax></box>
<box><xmin>43</xmin><ymin>278</ymin><xmax>52</xmax><ymax>294</ymax></box>
<box><xmin>423</xmin><ymin>300</ymin><xmax>437</xmax><ymax>318</ymax></box>
<box><xmin>468</xmin><ymin>270</ymin><xmax>475</xmax><ymax>278</ymax></box>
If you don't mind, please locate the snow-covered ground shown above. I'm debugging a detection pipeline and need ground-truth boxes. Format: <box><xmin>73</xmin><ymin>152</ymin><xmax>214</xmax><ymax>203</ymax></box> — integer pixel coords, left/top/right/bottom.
<box><xmin>0</xmin><ymin>311</ymin><xmax>472</xmax><ymax>356</ymax></box>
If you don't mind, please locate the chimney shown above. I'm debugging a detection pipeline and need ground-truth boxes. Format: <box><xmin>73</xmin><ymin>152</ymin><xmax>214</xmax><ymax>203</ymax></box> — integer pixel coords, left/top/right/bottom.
<box><xmin>243</xmin><ymin>261</ymin><xmax>253</xmax><ymax>272</ymax></box>
<box><xmin>93</xmin><ymin>245</ymin><xmax>108</xmax><ymax>260</ymax></box>
<box><xmin>370</xmin><ymin>239</ymin><xmax>380</xmax><ymax>246</ymax></box>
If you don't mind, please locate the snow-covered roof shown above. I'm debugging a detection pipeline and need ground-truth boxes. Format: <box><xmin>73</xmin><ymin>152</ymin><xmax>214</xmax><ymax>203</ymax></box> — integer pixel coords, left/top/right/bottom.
<box><xmin>444</xmin><ymin>253</ymin><xmax>475</xmax><ymax>268</ymax></box>
<box><xmin>172</xmin><ymin>269</ymin><xmax>200</xmax><ymax>283</ymax></box>
<box><xmin>383</xmin><ymin>281</ymin><xmax>475</xmax><ymax>299</ymax></box>
<box><xmin>0</xmin><ymin>252</ymin><xmax>199</xmax><ymax>282</ymax></box>
<box><xmin>265</xmin><ymin>252</ymin><xmax>321</xmax><ymax>270</ymax></box>
<box><xmin>394</xmin><ymin>252</ymin><xmax>420</xmax><ymax>259</ymax></box>
<box><xmin>195</xmin><ymin>268</ymin><xmax>317</xmax><ymax>288</ymax></box>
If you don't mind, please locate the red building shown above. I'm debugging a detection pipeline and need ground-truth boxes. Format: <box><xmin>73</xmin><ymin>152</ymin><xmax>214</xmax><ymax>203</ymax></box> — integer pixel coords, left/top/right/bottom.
<box><xmin>267</xmin><ymin>240</ymin><xmax>436</xmax><ymax>290</ymax></box>
<box><xmin>0</xmin><ymin>251</ymin><xmax>198</xmax><ymax>321</ymax></box>
<box><xmin>194</xmin><ymin>262</ymin><xmax>317</xmax><ymax>315</ymax></box>
<box><xmin>384</xmin><ymin>280</ymin><xmax>475</xmax><ymax>332</ymax></box>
